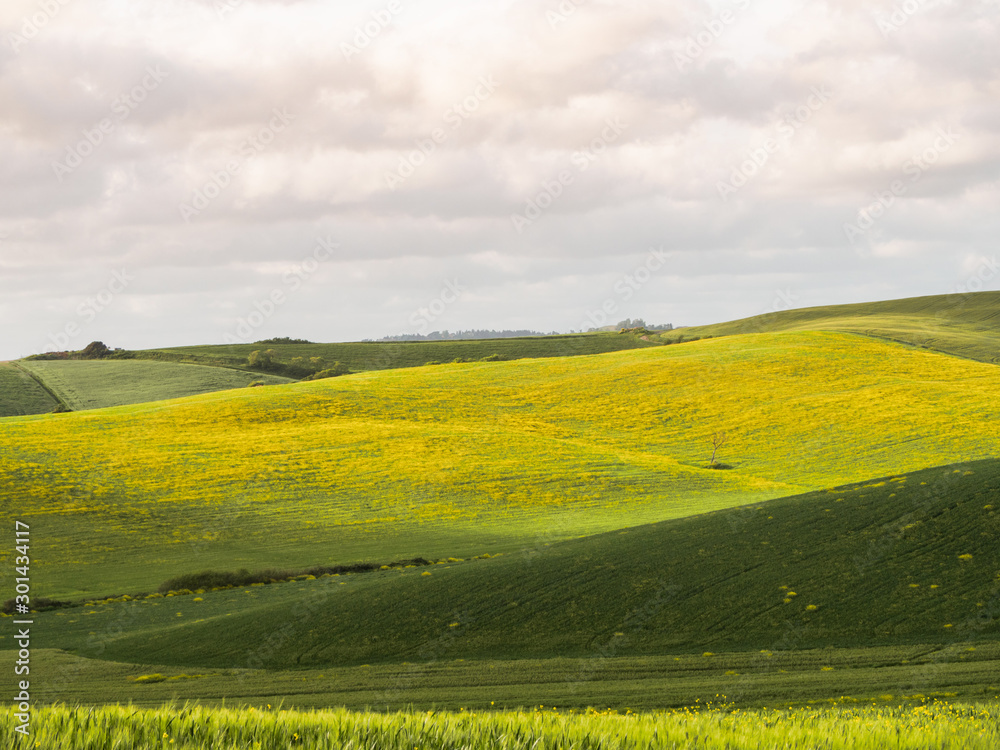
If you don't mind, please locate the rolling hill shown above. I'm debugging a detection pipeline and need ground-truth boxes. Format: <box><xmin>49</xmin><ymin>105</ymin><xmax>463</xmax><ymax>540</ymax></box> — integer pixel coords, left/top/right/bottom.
<box><xmin>670</xmin><ymin>290</ymin><xmax>1000</xmax><ymax>364</ymax></box>
<box><xmin>15</xmin><ymin>359</ymin><xmax>292</xmax><ymax>412</ymax></box>
<box><xmin>136</xmin><ymin>332</ymin><xmax>662</xmax><ymax>373</ymax></box>
<box><xmin>0</xmin><ymin>332</ymin><xmax>660</xmax><ymax>418</ymax></box>
<box><xmin>2</xmin><ymin>292</ymin><xmax>1000</xmax><ymax>711</ymax></box>
<box><xmin>4</xmin><ymin>291</ymin><xmax>996</xmax><ymax>419</ymax></box>
<box><xmin>25</xmin><ymin>460</ymin><xmax>1000</xmax><ymax>669</ymax></box>
<box><xmin>3</xmin><ymin>330</ymin><xmax>1000</xmax><ymax>598</ymax></box>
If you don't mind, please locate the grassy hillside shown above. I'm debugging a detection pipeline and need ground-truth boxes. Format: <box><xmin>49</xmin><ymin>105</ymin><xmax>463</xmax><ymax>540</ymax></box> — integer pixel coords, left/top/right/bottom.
<box><xmin>4</xmin><ymin>331</ymin><xmax>1000</xmax><ymax>599</ymax></box>
<box><xmin>671</xmin><ymin>290</ymin><xmax>1000</xmax><ymax>364</ymax></box>
<box><xmin>22</xmin><ymin>460</ymin><xmax>1000</xmax><ymax>669</ymax></box>
<box><xmin>15</xmin><ymin>360</ymin><xmax>292</xmax><ymax>411</ymax></box>
<box><xmin>0</xmin><ymin>362</ymin><xmax>57</xmax><ymax>416</ymax></box>
<box><xmin>7</xmin><ymin>644</ymin><xmax>1000</xmax><ymax>710</ymax></box>
<box><xmin>139</xmin><ymin>332</ymin><xmax>661</xmax><ymax>372</ymax></box>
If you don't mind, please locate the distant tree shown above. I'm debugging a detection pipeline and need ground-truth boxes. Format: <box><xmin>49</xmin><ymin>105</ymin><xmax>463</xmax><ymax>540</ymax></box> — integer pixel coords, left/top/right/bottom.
<box><xmin>301</xmin><ymin>362</ymin><xmax>350</xmax><ymax>381</ymax></box>
<box><xmin>709</xmin><ymin>432</ymin><xmax>728</xmax><ymax>467</ymax></box>
<box><xmin>80</xmin><ymin>341</ymin><xmax>111</xmax><ymax>359</ymax></box>
<box><xmin>287</xmin><ymin>355</ymin><xmax>325</xmax><ymax>378</ymax></box>
<box><xmin>248</xmin><ymin>349</ymin><xmax>276</xmax><ymax>369</ymax></box>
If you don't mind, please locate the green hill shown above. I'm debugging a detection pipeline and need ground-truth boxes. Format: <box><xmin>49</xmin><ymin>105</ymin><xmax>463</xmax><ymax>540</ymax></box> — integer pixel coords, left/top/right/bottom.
<box><xmin>15</xmin><ymin>360</ymin><xmax>292</xmax><ymax>411</ymax></box>
<box><xmin>138</xmin><ymin>332</ymin><xmax>662</xmax><ymax>372</ymax></box>
<box><xmin>29</xmin><ymin>460</ymin><xmax>1000</xmax><ymax>669</ymax></box>
<box><xmin>0</xmin><ymin>362</ymin><xmax>58</xmax><ymax>416</ymax></box>
<box><xmin>670</xmin><ymin>290</ymin><xmax>1000</xmax><ymax>364</ymax></box>
<box><xmin>4</xmin><ymin>331</ymin><xmax>1000</xmax><ymax>599</ymax></box>
<box><xmin>0</xmin><ymin>333</ymin><xmax>658</xmax><ymax>417</ymax></box>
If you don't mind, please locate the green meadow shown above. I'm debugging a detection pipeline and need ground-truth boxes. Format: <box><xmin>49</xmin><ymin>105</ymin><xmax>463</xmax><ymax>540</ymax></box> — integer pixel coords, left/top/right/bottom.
<box><xmin>15</xmin><ymin>360</ymin><xmax>293</xmax><ymax>412</ymax></box>
<box><xmin>0</xmin><ymin>363</ymin><xmax>57</xmax><ymax>417</ymax></box>
<box><xmin>673</xmin><ymin>290</ymin><xmax>1000</xmax><ymax>364</ymax></box>
<box><xmin>138</xmin><ymin>331</ymin><xmax>662</xmax><ymax>373</ymax></box>
<box><xmin>1</xmin><ymin>292</ymin><xmax>999</xmax><ymax>745</ymax></box>
<box><xmin>3</xmin><ymin>330</ymin><xmax>1000</xmax><ymax>598</ymax></box>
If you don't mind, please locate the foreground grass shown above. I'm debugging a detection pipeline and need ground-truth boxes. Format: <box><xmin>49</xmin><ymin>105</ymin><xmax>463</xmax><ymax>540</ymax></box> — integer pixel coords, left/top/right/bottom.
<box><xmin>2</xmin><ymin>702</ymin><xmax>999</xmax><ymax>749</ymax></box>
<box><xmin>5</xmin><ymin>331</ymin><xmax>1000</xmax><ymax>597</ymax></box>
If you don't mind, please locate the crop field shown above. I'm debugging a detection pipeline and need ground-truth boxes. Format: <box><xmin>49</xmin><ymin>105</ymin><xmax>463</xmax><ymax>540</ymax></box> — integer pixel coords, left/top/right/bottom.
<box><xmin>4</xmin><ymin>643</ymin><xmax>1000</xmax><ymax>710</ymax></box>
<box><xmin>0</xmin><ymin>363</ymin><xmax>57</xmax><ymax>417</ymax></box>
<box><xmin>4</xmin><ymin>460</ymin><xmax>997</xmax><ymax>672</ymax></box>
<box><xmin>3</xmin><ymin>331</ymin><xmax>1000</xmax><ymax>597</ymax></box>
<box><xmin>1</xmin><ymin>701</ymin><xmax>998</xmax><ymax>749</ymax></box>
<box><xmin>140</xmin><ymin>332</ymin><xmax>662</xmax><ymax>372</ymax></box>
<box><xmin>15</xmin><ymin>360</ymin><xmax>293</xmax><ymax>412</ymax></box>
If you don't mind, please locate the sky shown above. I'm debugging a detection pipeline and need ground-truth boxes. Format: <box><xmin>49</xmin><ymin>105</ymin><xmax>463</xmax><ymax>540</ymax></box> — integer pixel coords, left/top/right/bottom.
<box><xmin>0</xmin><ymin>0</ymin><xmax>998</xmax><ymax>358</ymax></box>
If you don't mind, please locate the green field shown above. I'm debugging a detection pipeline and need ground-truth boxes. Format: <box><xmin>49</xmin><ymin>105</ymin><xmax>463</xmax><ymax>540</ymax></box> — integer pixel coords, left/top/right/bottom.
<box><xmin>139</xmin><ymin>332</ymin><xmax>662</xmax><ymax>373</ymax></box>
<box><xmin>0</xmin><ymin>363</ymin><xmax>58</xmax><ymax>417</ymax></box>
<box><xmin>5</xmin><ymin>643</ymin><xmax>999</xmax><ymax>711</ymax></box>
<box><xmin>6</xmin><ymin>460</ymin><xmax>996</xmax><ymax>674</ymax></box>
<box><xmin>672</xmin><ymin>290</ymin><xmax>1000</xmax><ymax>364</ymax></box>
<box><xmin>4</xmin><ymin>331</ymin><xmax>1000</xmax><ymax>597</ymax></box>
<box><xmin>15</xmin><ymin>360</ymin><xmax>293</xmax><ymax>412</ymax></box>
<box><xmin>3</xmin><ymin>292</ymin><xmax>1000</xmax><ymax>728</ymax></box>
<box><xmin>0</xmin><ymin>333</ymin><xmax>660</xmax><ymax>417</ymax></box>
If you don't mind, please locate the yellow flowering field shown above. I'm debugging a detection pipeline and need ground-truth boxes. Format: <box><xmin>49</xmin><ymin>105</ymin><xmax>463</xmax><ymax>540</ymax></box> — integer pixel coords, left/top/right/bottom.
<box><xmin>2</xmin><ymin>331</ymin><xmax>999</xmax><ymax>596</ymax></box>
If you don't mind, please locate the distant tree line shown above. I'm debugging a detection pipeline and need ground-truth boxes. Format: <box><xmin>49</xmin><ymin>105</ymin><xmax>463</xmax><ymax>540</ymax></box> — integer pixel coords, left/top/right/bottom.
<box><xmin>374</xmin><ymin>329</ymin><xmax>556</xmax><ymax>342</ymax></box>
<box><xmin>27</xmin><ymin>341</ymin><xmax>130</xmax><ymax>361</ymax></box>
<box><xmin>583</xmin><ymin>318</ymin><xmax>673</xmax><ymax>333</ymax></box>
<box><xmin>253</xmin><ymin>337</ymin><xmax>314</xmax><ymax>345</ymax></box>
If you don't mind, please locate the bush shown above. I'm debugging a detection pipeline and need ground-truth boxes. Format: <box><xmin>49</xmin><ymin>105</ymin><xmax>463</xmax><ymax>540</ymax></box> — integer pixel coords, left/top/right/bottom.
<box><xmin>158</xmin><ymin>559</ymin><xmax>434</xmax><ymax>594</ymax></box>
<box><xmin>301</xmin><ymin>363</ymin><xmax>350</xmax><ymax>381</ymax></box>
<box><xmin>132</xmin><ymin>674</ymin><xmax>167</xmax><ymax>684</ymax></box>
<box><xmin>80</xmin><ymin>341</ymin><xmax>111</xmax><ymax>359</ymax></box>
<box><xmin>247</xmin><ymin>349</ymin><xmax>277</xmax><ymax>370</ymax></box>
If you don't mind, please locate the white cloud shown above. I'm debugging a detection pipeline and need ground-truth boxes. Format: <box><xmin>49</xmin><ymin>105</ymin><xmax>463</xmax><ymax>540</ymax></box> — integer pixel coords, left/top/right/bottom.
<box><xmin>0</xmin><ymin>0</ymin><xmax>998</xmax><ymax>357</ymax></box>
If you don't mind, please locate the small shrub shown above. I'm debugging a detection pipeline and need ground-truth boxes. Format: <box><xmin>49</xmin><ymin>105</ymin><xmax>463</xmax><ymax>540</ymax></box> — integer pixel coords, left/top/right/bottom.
<box><xmin>132</xmin><ymin>674</ymin><xmax>167</xmax><ymax>684</ymax></box>
<box><xmin>301</xmin><ymin>363</ymin><xmax>350</xmax><ymax>381</ymax></box>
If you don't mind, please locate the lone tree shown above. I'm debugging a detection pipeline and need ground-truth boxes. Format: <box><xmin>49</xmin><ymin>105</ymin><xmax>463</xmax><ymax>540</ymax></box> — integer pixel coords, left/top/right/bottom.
<box><xmin>247</xmin><ymin>349</ymin><xmax>277</xmax><ymax>370</ymax></box>
<box><xmin>709</xmin><ymin>432</ymin><xmax>728</xmax><ymax>467</ymax></box>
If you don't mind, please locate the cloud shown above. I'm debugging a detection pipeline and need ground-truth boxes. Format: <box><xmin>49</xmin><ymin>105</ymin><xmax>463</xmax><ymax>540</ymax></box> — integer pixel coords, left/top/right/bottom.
<box><xmin>0</xmin><ymin>0</ymin><xmax>998</xmax><ymax>358</ymax></box>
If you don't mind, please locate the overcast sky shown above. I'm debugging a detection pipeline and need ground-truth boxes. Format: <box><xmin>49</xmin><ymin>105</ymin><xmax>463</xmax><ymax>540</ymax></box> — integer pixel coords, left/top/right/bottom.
<box><xmin>0</xmin><ymin>0</ymin><xmax>997</xmax><ymax>358</ymax></box>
